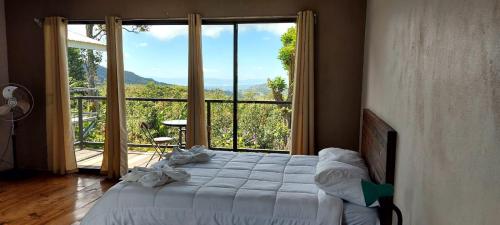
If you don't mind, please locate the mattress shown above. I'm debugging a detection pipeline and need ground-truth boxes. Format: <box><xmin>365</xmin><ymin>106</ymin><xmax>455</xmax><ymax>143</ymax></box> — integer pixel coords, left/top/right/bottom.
<box><xmin>81</xmin><ymin>151</ymin><xmax>343</xmax><ymax>225</ymax></box>
<box><xmin>342</xmin><ymin>202</ymin><xmax>379</xmax><ymax>225</ymax></box>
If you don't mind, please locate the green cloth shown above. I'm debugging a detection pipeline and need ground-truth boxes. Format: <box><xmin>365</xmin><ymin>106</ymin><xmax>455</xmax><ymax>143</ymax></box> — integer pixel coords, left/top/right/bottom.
<box><xmin>361</xmin><ymin>180</ymin><xmax>394</xmax><ymax>206</ymax></box>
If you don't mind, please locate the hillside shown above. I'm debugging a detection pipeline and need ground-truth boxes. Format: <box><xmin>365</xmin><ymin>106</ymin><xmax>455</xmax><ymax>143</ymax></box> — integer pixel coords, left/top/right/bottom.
<box><xmin>244</xmin><ymin>83</ymin><xmax>271</xmax><ymax>96</ymax></box>
<box><xmin>95</xmin><ymin>66</ymin><xmax>274</xmax><ymax>97</ymax></box>
<box><xmin>96</xmin><ymin>65</ymin><xmax>166</xmax><ymax>85</ymax></box>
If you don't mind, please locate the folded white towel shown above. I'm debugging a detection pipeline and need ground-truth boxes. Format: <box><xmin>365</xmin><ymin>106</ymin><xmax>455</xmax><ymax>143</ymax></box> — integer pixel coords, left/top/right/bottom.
<box><xmin>121</xmin><ymin>165</ymin><xmax>190</xmax><ymax>187</ymax></box>
<box><xmin>161</xmin><ymin>165</ymin><xmax>191</xmax><ymax>182</ymax></box>
<box><xmin>165</xmin><ymin>146</ymin><xmax>215</xmax><ymax>166</ymax></box>
<box><xmin>138</xmin><ymin>170</ymin><xmax>169</xmax><ymax>187</ymax></box>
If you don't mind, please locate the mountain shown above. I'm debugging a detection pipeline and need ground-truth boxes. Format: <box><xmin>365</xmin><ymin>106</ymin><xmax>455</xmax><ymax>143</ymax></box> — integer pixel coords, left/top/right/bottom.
<box><xmin>94</xmin><ymin>66</ymin><xmax>273</xmax><ymax>97</ymax></box>
<box><xmin>96</xmin><ymin>65</ymin><xmax>166</xmax><ymax>85</ymax></box>
<box><xmin>244</xmin><ymin>83</ymin><xmax>271</xmax><ymax>95</ymax></box>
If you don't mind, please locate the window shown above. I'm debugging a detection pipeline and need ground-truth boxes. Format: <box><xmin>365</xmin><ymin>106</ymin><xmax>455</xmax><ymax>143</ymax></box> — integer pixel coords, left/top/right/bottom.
<box><xmin>68</xmin><ymin>20</ymin><xmax>297</xmax><ymax>167</ymax></box>
<box><xmin>122</xmin><ymin>25</ymin><xmax>189</xmax><ymax>153</ymax></box>
<box><xmin>202</xmin><ymin>21</ymin><xmax>296</xmax><ymax>152</ymax></box>
<box><xmin>202</xmin><ymin>25</ymin><xmax>234</xmax><ymax>149</ymax></box>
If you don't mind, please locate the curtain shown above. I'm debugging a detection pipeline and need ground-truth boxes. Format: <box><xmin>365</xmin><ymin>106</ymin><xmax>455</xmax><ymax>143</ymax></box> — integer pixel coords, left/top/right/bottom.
<box><xmin>44</xmin><ymin>17</ymin><xmax>78</xmax><ymax>174</ymax></box>
<box><xmin>291</xmin><ymin>10</ymin><xmax>315</xmax><ymax>155</ymax></box>
<box><xmin>101</xmin><ymin>16</ymin><xmax>128</xmax><ymax>178</ymax></box>
<box><xmin>186</xmin><ymin>13</ymin><xmax>208</xmax><ymax>148</ymax></box>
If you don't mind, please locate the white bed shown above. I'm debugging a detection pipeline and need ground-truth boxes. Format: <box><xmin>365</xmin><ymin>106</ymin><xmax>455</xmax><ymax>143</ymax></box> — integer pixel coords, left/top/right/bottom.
<box><xmin>82</xmin><ymin>151</ymin><xmax>377</xmax><ymax>225</ymax></box>
<box><xmin>81</xmin><ymin>151</ymin><xmax>343</xmax><ymax>225</ymax></box>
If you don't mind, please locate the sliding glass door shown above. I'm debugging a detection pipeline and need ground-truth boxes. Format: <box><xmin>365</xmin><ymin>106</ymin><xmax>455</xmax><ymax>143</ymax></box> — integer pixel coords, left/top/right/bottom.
<box><xmin>201</xmin><ymin>25</ymin><xmax>234</xmax><ymax>149</ymax></box>
<box><xmin>122</xmin><ymin>24</ymin><xmax>189</xmax><ymax>167</ymax></box>
<box><xmin>202</xmin><ymin>21</ymin><xmax>296</xmax><ymax>152</ymax></box>
<box><xmin>237</xmin><ymin>23</ymin><xmax>295</xmax><ymax>151</ymax></box>
<box><xmin>67</xmin><ymin>23</ymin><xmax>107</xmax><ymax>169</ymax></box>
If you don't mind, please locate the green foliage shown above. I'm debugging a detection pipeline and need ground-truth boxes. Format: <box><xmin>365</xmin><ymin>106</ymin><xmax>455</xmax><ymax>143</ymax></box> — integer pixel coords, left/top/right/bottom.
<box><xmin>278</xmin><ymin>27</ymin><xmax>296</xmax><ymax>72</ymax></box>
<box><xmin>68</xmin><ymin>48</ymin><xmax>86</xmax><ymax>83</ymax></box>
<box><xmin>267</xmin><ymin>77</ymin><xmax>286</xmax><ymax>102</ymax></box>
<box><xmin>72</xmin><ymin>82</ymin><xmax>290</xmax><ymax>151</ymax></box>
<box><xmin>269</xmin><ymin>26</ymin><xmax>296</xmax><ymax>102</ymax></box>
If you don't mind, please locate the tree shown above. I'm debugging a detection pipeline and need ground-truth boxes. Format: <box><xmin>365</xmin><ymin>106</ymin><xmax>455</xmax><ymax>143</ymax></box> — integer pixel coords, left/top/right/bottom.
<box><xmin>82</xmin><ymin>24</ymin><xmax>150</xmax><ymax>92</ymax></box>
<box><xmin>67</xmin><ymin>47</ymin><xmax>87</xmax><ymax>87</ymax></box>
<box><xmin>266</xmin><ymin>26</ymin><xmax>296</xmax><ymax>130</ymax></box>
<box><xmin>277</xmin><ymin>26</ymin><xmax>296</xmax><ymax>101</ymax></box>
<box><xmin>267</xmin><ymin>77</ymin><xmax>286</xmax><ymax>102</ymax></box>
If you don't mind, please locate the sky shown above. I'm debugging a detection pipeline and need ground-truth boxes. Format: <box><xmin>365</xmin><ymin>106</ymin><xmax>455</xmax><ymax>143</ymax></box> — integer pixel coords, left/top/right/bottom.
<box><xmin>68</xmin><ymin>23</ymin><xmax>295</xmax><ymax>90</ymax></box>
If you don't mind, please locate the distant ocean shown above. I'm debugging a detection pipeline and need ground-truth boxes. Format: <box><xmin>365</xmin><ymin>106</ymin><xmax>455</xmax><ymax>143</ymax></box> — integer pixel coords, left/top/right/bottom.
<box><xmin>158</xmin><ymin>77</ymin><xmax>275</xmax><ymax>92</ymax></box>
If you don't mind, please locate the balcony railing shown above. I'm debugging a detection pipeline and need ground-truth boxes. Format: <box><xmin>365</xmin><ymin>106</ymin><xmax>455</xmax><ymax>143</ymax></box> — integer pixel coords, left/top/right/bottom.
<box><xmin>71</xmin><ymin>96</ymin><xmax>291</xmax><ymax>154</ymax></box>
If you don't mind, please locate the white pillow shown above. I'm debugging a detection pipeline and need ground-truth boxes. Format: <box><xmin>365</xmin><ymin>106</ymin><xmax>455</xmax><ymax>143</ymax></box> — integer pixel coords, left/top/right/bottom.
<box><xmin>315</xmin><ymin>148</ymin><xmax>380</xmax><ymax>207</ymax></box>
<box><xmin>318</xmin><ymin>147</ymin><xmax>368</xmax><ymax>171</ymax></box>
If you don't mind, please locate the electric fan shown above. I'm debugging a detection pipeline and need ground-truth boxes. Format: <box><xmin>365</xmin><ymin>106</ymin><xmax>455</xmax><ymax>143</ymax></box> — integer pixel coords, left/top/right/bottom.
<box><xmin>0</xmin><ymin>83</ymin><xmax>34</xmax><ymax>172</ymax></box>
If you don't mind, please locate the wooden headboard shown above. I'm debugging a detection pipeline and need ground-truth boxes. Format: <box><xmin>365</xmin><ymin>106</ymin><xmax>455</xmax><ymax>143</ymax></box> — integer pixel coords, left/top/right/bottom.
<box><xmin>360</xmin><ymin>109</ymin><xmax>397</xmax><ymax>225</ymax></box>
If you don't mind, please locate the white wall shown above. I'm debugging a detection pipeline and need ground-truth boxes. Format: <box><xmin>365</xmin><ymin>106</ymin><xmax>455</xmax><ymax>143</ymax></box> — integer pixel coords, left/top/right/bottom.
<box><xmin>363</xmin><ymin>0</ymin><xmax>499</xmax><ymax>224</ymax></box>
<box><xmin>0</xmin><ymin>0</ymin><xmax>12</xmax><ymax>171</ymax></box>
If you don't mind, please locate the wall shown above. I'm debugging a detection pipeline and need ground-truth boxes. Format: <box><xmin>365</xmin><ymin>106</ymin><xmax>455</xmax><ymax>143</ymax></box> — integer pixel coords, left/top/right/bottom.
<box><xmin>363</xmin><ymin>0</ymin><xmax>499</xmax><ymax>224</ymax></box>
<box><xmin>0</xmin><ymin>0</ymin><xmax>12</xmax><ymax>171</ymax></box>
<box><xmin>4</xmin><ymin>0</ymin><xmax>367</xmax><ymax>169</ymax></box>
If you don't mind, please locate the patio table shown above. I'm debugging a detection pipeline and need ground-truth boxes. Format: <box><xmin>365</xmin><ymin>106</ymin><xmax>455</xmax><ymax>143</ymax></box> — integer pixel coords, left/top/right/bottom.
<box><xmin>161</xmin><ymin>119</ymin><xmax>187</xmax><ymax>147</ymax></box>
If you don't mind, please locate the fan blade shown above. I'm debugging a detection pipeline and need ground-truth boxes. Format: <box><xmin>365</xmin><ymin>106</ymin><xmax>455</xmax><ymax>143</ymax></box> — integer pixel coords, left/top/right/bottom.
<box><xmin>15</xmin><ymin>100</ymin><xmax>31</xmax><ymax>114</ymax></box>
<box><xmin>0</xmin><ymin>104</ymin><xmax>11</xmax><ymax>116</ymax></box>
<box><xmin>2</xmin><ymin>86</ymin><xmax>17</xmax><ymax>99</ymax></box>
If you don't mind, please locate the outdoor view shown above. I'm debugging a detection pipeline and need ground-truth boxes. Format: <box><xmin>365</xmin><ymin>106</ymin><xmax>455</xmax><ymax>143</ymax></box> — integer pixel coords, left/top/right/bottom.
<box><xmin>67</xmin><ymin>22</ymin><xmax>296</xmax><ymax>168</ymax></box>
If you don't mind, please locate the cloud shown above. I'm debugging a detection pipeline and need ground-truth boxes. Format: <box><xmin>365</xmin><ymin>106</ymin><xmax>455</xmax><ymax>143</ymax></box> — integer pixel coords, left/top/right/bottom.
<box><xmin>148</xmin><ymin>25</ymin><xmax>188</xmax><ymax>40</ymax></box>
<box><xmin>137</xmin><ymin>23</ymin><xmax>293</xmax><ymax>41</ymax></box>
<box><xmin>203</xmin><ymin>67</ymin><xmax>220</xmax><ymax>73</ymax></box>
<box><xmin>124</xmin><ymin>52</ymin><xmax>131</xmax><ymax>59</ymax></box>
<box><xmin>147</xmin><ymin>25</ymin><xmax>231</xmax><ymax>40</ymax></box>
<box><xmin>137</xmin><ymin>42</ymin><xmax>148</xmax><ymax>47</ymax></box>
<box><xmin>239</xmin><ymin>23</ymin><xmax>295</xmax><ymax>36</ymax></box>
<box><xmin>202</xmin><ymin>25</ymin><xmax>232</xmax><ymax>38</ymax></box>
<box><xmin>68</xmin><ymin>25</ymin><xmax>87</xmax><ymax>35</ymax></box>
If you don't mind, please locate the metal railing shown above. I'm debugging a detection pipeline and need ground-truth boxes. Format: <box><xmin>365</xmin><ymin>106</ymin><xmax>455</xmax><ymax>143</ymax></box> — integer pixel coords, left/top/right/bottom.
<box><xmin>71</xmin><ymin>96</ymin><xmax>291</xmax><ymax>153</ymax></box>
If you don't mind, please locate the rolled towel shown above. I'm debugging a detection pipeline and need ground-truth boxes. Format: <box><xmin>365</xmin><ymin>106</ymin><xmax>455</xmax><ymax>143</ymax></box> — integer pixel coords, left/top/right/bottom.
<box><xmin>121</xmin><ymin>167</ymin><xmax>154</xmax><ymax>182</ymax></box>
<box><xmin>138</xmin><ymin>170</ymin><xmax>169</xmax><ymax>187</ymax></box>
<box><xmin>121</xmin><ymin>165</ymin><xmax>190</xmax><ymax>187</ymax></box>
<box><xmin>167</xmin><ymin>146</ymin><xmax>215</xmax><ymax>166</ymax></box>
<box><xmin>190</xmin><ymin>145</ymin><xmax>216</xmax><ymax>158</ymax></box>
<box><xmin>161</xmin><ymin>165</ymin><xmax>191</xmax><ymax>182</ymax></box>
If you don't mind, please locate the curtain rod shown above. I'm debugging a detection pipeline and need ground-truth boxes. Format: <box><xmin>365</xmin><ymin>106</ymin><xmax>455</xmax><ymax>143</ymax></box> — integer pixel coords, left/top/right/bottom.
<box><xmin>34</xmin><ymin>14</ymin><xmax>315</xmax><ymax>27</ymax></box>
<box><xmin>120</xmin><ymin>15</ymin><xmax>298</xmax><ymax>21</ymax></box>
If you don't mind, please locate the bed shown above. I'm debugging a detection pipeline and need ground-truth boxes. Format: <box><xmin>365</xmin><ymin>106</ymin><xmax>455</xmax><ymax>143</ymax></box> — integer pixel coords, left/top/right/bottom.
<box><xmin>81</xmin><ymin>109</ymin><xmax>397</xmax><ymax>225</ymax></box>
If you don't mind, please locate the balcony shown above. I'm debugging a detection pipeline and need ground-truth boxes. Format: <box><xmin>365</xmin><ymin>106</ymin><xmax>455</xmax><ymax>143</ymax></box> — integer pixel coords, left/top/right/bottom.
<box><xmin>71</xmin><ymin>96</ymin><xmax>292</xmax><ymax>169</ymax></box>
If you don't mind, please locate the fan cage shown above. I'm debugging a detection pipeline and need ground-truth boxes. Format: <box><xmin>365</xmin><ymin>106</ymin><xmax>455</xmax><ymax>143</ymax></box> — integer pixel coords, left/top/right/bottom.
<box><xmin>0</xmin><ymin>83</ymin><xmax>34</xmax><ymax>122</ymax></box>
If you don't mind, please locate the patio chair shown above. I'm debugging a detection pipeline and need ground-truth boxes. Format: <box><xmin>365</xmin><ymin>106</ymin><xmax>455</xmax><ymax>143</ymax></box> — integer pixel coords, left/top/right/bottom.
<box><xmin>140</xmin><ymin>122</ymin><xmax>175</xmax><ymax>167</ymax></box>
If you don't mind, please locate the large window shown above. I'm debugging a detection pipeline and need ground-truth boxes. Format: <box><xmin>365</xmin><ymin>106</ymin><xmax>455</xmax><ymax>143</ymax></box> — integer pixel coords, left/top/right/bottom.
<box><xmin>67</xmin><ymin>20</ymin><xmax>296</xmax><ymax>167</ymax></box>
<box><xmin>122</xmin><ymin>25</ymin><xmax>189</xmax><ymax>152</ymax></box>
<box><xmin>202</xmin><ymin>25</ymin><xmax>234</xmax><ymax>149</ymax></box>
<box><xmin>202</xmin><ymin>22</ymin><xmax>296</xmax><ymax>151</ymax></box>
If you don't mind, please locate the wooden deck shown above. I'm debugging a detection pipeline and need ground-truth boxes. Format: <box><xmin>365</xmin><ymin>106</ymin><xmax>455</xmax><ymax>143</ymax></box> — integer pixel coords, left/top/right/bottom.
<box><xmin>75</xmin><ymin>149</ymin><xmax>162</xmax><ymax>169</ymax></box>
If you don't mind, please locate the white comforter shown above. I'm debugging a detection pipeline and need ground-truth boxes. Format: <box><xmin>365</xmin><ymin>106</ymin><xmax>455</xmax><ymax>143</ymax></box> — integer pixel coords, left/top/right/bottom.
<box><xmin>81</xmin><ymin>151</ymin><xmax>343</xmax><ymax>225</ymax></box>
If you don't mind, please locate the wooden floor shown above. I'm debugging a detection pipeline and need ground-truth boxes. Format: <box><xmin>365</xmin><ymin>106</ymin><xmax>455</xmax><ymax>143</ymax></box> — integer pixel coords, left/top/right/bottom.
<box><xmin>0</xmin><ymin>173</ymin><xmax>116</xmax><ymax>225</ymax></box>
<box><xmin>76</xmin><ymin>149</ymin><xmax>162</xmax><ymax>169</ymax></box>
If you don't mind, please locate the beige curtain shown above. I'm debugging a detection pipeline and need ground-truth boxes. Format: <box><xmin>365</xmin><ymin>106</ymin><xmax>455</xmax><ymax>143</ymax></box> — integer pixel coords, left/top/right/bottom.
<box><xmin>291</xmin><ymin>10</ymin><xmax>315</xmax><ymax>155</ymax></box>
<box><xmin>101</xmin><ymin>16</ymin><xmax>128</xmax><ymax>178</ymax></box>
<box><xmin>186</xmin><ymin>13</ymin><xmax>208</xmax><ymax>148</ymax></box>
<box><xmin>44</xmin><ymin>17</ymin><xmax>78</xmax><ymax>174</ymax></box>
